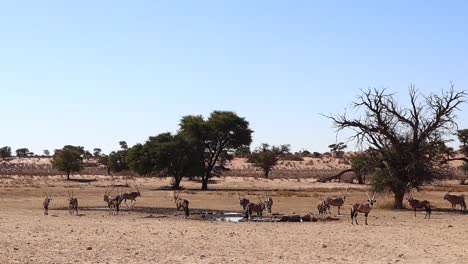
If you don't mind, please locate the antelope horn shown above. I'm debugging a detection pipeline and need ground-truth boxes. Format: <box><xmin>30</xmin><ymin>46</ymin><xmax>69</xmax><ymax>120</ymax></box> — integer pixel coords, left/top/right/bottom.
<box><xmin>366</xmin><ymin>192</ymin><xmax>371</xmax><ymax>200</ymax></box>
<box><xmin>257</xmin><ymin>196</ymin><xmax>264</xmax><ymax>204</ymax></box>
<box><xmin>372</xmin><ymin>192</ymin><xmax>377</xmax><ymax>200</ymax></box>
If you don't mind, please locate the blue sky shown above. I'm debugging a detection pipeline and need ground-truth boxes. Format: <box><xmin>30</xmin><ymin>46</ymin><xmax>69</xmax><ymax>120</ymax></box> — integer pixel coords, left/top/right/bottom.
<box><xmin>0</xmin><ymin>1</ymin><xmax>467</xmax><ymax>154</ymax></box>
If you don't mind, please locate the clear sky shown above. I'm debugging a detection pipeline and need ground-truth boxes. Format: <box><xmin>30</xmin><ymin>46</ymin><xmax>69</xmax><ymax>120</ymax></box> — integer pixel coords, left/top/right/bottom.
<box><xmin>0</xmin><ymin>1</ymin><xmax>467</xmax><ymax>154</ymax></box>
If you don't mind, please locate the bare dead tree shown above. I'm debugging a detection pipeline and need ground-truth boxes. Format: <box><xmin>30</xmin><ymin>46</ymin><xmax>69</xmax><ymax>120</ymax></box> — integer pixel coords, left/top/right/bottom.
<box><xmin>326</xmin><ymin>84</ymin><xmax>466</xmax><ymax>208</ymax></box>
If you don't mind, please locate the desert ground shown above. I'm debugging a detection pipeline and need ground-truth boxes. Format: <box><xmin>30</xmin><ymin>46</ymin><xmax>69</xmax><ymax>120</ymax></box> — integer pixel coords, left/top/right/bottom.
<box><xmin>1</xmin><ymin>173</ymin><xmax>468</xmax><ymax>264</ymax></box>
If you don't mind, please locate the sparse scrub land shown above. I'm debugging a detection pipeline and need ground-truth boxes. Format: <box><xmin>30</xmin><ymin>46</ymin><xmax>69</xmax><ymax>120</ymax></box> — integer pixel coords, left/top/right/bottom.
<box><xmin>1</xmin><ymin>86</ymin><xmax>468</xmax><ymax>263</ymax></box>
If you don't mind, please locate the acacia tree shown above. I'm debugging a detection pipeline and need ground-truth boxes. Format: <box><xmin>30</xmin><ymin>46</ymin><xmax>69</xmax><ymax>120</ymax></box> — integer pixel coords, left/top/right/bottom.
<box><xmin>52</xmin><ymin>145</ymin><xmax>84</xmax><ymax>180</ymax></box>
<box><xmin>328</xmin><ymin>142</ymin><xmax>347</xmax><ymax>158</ymax></box>
<box><xmin>328</xmin><ymin>85</ymin><xmax>466</xmax><ymax>208</ymax></box>
<box><xmin>93</xmin><ymin>148</ymin><xmax>102</xmax><ymax>157</ymax></box>
<box><xmin>249</xmin><ymin>144</ymin><xmax>290</xmax><ymax>178</ymax></box>
<box><xmin>350</xmin><ymin>152</ymin><xmax>374</xmax><ymax>184</ymax></box>
<box><xmin>0</xmin><ymin>146</ymin><xmax>12</xmax><ymax>160</ymax></box>
<box><xmin>447</xmin><ymin>129</ymin><xmax>468</xmax><ymax>184</ymax></box>
<box><xmin>108</xmin><ymin>141</ymin><xmax>129</xmax><ymax>173</ymax></box>
<box><xmin>128</xmin><ymin>133</ymin><xmax>203</xmax><ymax>189</ymax></box>
<box><xmin>179</xmin><ymin>111</ymin><xmax>253</xmax><ymax>190</ymax></box>
<box><xmin>16</xmin><ymin>148</ymin><xmax>30</xmax><ymax>158</ymax></box>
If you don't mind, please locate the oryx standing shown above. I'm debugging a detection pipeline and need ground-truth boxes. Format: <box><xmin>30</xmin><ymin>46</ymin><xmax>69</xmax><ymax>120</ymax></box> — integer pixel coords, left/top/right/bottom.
<box><xmin>444</xmin><ymin>189</ymin><xmax>466</xmax><ymax>212</ymax></box>
<box><xmin>351</xmin><ymin>192</ymin><xmax>377</xmax><ymax>225</ymax></box>
<box><xmin>104</xmin><ymin>188</ymin><xmax>123</xmax><ymax>215</ymax></box>
<box><xmin>262</xmin><ymin>193</ymin><xmax>274</xmax><ymax>215</ymax></box>
<box><xmin>122</xmin><ymin>185</ymin><xmax>141</xmax><ymax>208</ymax></box>
<box><xmin>68</xmin><ymin>190</ymin><xmax>79</xmax><ymax>215</ymax></box>
<box><xmin>325</xmin><ymin>188</ymin><xmax>348</xmax><ymax>215</ymax></box>
<box><xmin>245</xmin><ymin>197</ymin><xmax>266</xmax><ymax>220</ymax></box>
<box><xmin>43</xmin><ymin>193</ymin><xmax>52</xmax><ymax>216</ymax></box>
<box><xmin>317</xmin><ymin>198</ymin><xmax>330</xmax><ymax>217</ymax></box>
<box><xmin>406</xmin><ymin>191</ymin><xmax>431</xmax><ymax>218</ymax></box>
<box><xmin>238</xmin><ymin>192</ymin><xmax>250</xmax><ymax>210</ymax></box>
<box><xmin>174</xmin><ymin>190</ymin><xmax>190</xmax><ymax>218</ymax></box>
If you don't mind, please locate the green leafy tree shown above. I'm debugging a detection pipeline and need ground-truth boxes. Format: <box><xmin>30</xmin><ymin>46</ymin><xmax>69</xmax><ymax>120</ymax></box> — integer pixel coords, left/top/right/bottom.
<box><xmin>328</xmin><ymin>142</ymin><xmax>347</xmax><ymax>158</ymax></box>
<box><xmin>43</xmin><ymin>150</ymin><xmax>50</xmax><ymax>156</ymax></box>
<box><xmin>234</xmin><ymin>146</ymin><xmax>251</xmax><ymax>158</ymax></box>
<box><xmin>97</xmin><ymin>154</ymin><xmax>111</xmax><ymax>175</ymax></box>
<box><xmin>449</xmin><ymin>129</ymin><xmax>468</xmax><ymax>184</ymax></box>
<box><xmin>249</xmin><ymin>144</ymin><xmax>290</xmax><ymax>178</ymax></box>
<box><xmin>179</xmin><ymin>111</ymin><xmax>253</xmax><ymax>190</ymax></box>
<box><xmin>52</xmin><ymin>145</ymin><xmax>84</xmax><ymax>180</ymax></box>
<box><xmin>457</xmin><ymin>129</ymin><xmax>468</xmax><ymax>158</ymax></box>
<box><xmin>328</xmin><ymin>85</ymin><xmax>466</xmax><ymax>208</ymax></box>
<box><xmin>119</xmin><ymin>141</ymin><xmax>128</xmax><ymax>150</ymax></box>
<box><xmin>128</xmin><ymin>133</ymin><xmax>203</xmax><ymax>189</ymax></box>
<box><xmin>83</xmin><ymin>150</ymin><xmax>93</xmax><ymax>160</ymax></box>
<box><xmin>108</xmin><ymin>142</ymin><xmax>129</xmax><ymax>173</ymax></box>
<box><xmin>93</xmin><ymin>148</ymin><xmax>102</xmax><ymax>157</ymax></box>
<box><xmin>0</xmin><ymin>146</ymin><xmax>12</xmax><ymax>160</ymax></box>
<box><xmin>350</xmin><ymin>153</ymin><xmax>374</xmax><ymax>184</ymax></box>
<box><xmin>16</xmin><ymin>148</ymin><xmax>30</xmax><ymax>158</ymax></box>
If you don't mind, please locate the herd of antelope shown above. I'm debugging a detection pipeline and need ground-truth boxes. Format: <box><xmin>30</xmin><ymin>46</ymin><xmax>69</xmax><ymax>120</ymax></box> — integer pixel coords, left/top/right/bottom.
<box><xmin>43</xmin><ymin>185</ymin><xmax>467</xmax><ymax>225</ymax></box>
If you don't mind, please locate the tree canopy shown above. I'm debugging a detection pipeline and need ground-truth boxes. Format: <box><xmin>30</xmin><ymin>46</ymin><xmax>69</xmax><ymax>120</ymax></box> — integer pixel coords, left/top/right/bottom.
<box><xmin>328</xmin><ymin>85</ymin><xmax>466</xmax><ymax>208</ymax></box>
<box><xmin>16</xmin><ymin>148</ymin><xmax>30</xmax><ymax>158</ymax></box>
<box><xmin>0</xmin><ymin>146</ymin><xmax>12</xmax><ymax>160</ymax></box>
<box><xmin>179</xmin><ymin>111</ymin><xmax>253</xmax><ymax>190</ymax></box>
<box><xmin>128</xmin><ymin>133</ymin><xmax>203</xmax><ymax>189</ymax></box>
<box><xmin>249</xmin><ymin>144</ymin><xmax>290</xmax><ymax>178</ymax></box>
<box><xmin>51</xmin><ymin>145</ymin><xmax>84</xmax><ymax>180</ymax></box>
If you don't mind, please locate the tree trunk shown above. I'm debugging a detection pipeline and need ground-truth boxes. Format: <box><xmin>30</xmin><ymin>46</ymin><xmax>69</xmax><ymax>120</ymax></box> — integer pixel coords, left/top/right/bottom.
<box><xmin>356</xmin><ymin>173</ymin><xmax>364</xmax><ymax>184</ymax></box>
<box><xmin>201</xmin><ymin>169</ymin><xmax>211</xmax><ymax>190</ymax></box>
<box><xmin>173</xmin><ymin>176</ymin><xmax>182</xmax><ymax>190</ymax></box>
<box><xmin>201</xmin><ymin>176</ymin><xmax>209</xmax><ymax>190</ymax></box>
<box><xmin>67</xmin><ymin>170</ymin><xmax>70</xmax><ymax>181</ymax></box>
<box><xmin>264</xmin><ymin>169</ymin><xmax>270</xmax><ymax>178</ymax></box>
<box><xmin>394</xmin><ymin>189</ymin><xmax>405</xmax><ymax>209</ymax></box>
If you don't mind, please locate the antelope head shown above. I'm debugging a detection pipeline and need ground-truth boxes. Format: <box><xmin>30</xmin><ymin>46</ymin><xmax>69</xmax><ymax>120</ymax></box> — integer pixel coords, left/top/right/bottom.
<box><xmin>342</xmin><ymin>187</ymin><xmax>349</xmax><ymax>201</ymax></box>
<box><xmin>68</xmin><ymin>190</ymin><xmax>75</xmax><ymax>200</ymax></box>
<box><xmin>366</xmin><ymin>192</ymin><xmax>377</xmax><ymax>207</ymax></box>
<box><xmin>444</xmin><ymin>189</ymin><xmax>454</xmax><ymax>200</ymax></box>
<box><xmin>406</xmin><ymin>189</ymin><xmax>414</xmax><ymax>202</ymax></box>
<box><xmin>44</xmin><ymin>192</ymin><xmax>52</xmax><ymax>203</ymax></box>
<box><xmin>104</xmin><ymin>187</ymin><xmax>114</xmax><ymax>202</ymax></box>
<box><xmin>174</xmin><ymin>190</ymin><xmax>181</xmax><ymax>203</ymax></box>
<box><xmin>257</xmin><ymin>196</ymin><xmax>266</xmax><ymax>210</ymax></box>
<box><xmin>134</xmin><ymin>184</ymin><xmax>141</xmax><ymax>197</ymax></box>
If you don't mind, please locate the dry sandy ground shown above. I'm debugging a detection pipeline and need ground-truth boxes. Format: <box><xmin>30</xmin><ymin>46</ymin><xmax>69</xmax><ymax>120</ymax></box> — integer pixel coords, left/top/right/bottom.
<box><xmin>1</xmin><ymin>176</ymin><xmax>468</xmax><ymax>264</ymax></box>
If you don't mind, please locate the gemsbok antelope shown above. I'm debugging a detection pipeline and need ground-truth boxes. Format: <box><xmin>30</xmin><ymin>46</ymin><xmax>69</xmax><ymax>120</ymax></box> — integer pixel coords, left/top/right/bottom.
<box><xmin>245</xmin><ymin>197</ymin><xmax>266</xmax><ymax>220</ymax></box>
<box><xmin>444</xmin><ymin>190</ymin><xmax>466</xmax><ymax>212</ymax></box>
<box><xmin>238</xmin><ymin>192</ymin><xmax>250</xmax><ymax>210</ymax></box>
<box><xmin>104</xmin><ymin>188</ymin><xmax>123</xmax><ymax>215</ymax></box>
<box><xmin>325</xmin><ymin>188</ymin><xmax>348</xmax><ymax>215</ymax></box>
<box><xmin>351</xmin><ymin>192</ymin><xmax>377</xmax><ymax>225</ymax></box>
<box><xmin>43</xmin><ymin>193</ymin><xmax>52</xmax><ymax>216</ymax></box>
<box><xmin>174</xmin><ymin>190</ymin><xmax>190</xmax><ymax>218</ymax></box>
<box><xmin>406</xmin><ymin>192</ymin><xmax>431</xmax><ymax>218</ymax></box>
<box><xmin>68</xmin><ymin>191</ymin><xmax>79</xmax><ymax>215</ymax></box>
<box><xmin>262</xmin><ymin>193</ymin><xmax>274</xmax><ymax>214</ymax></box>
<box><xmin>317</xmin><ymin>198</ymin><xmax>330</xmax><ymax>217</ymax></box>
<box><xmin>122</xmin><ymin>185</ymin><xmax>141</xmax><ymax>208</ymax></box>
